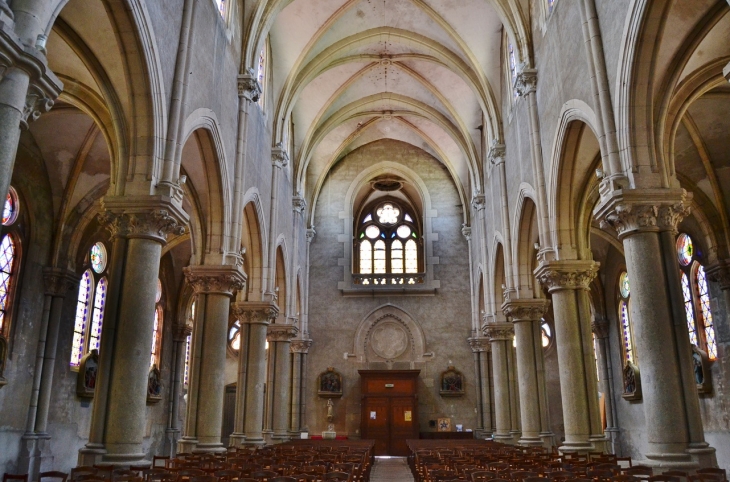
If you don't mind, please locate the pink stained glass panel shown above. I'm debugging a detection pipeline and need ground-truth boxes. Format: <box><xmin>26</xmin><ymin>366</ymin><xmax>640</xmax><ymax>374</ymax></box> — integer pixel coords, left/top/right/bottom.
<box><xmin>71</xmin><ymin>270</ymin><xmax>92</xmax><ymax>366</ymax></box>
<box><xmin>681</xmin><ymin>273</ymin><xmax>698</xmax><ymax>346</ymax></box>
<box><xmin>696</xmin><ymin>265</ymin><xmax>717</xmax><ymax>359</ymax></box>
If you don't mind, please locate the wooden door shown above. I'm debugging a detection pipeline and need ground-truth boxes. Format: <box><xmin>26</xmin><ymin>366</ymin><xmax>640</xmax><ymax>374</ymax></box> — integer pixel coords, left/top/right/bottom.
<box><xmin>360</xmin><ymin>370</ymin><xmax>420</xmax><ymax>456</ymax></box>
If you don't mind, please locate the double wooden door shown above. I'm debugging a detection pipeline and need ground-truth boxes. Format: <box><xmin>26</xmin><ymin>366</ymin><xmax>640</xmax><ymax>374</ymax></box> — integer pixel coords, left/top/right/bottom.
<box><xmin>359</xmin><ymin>370</ymin><xmax>419</xmax><ymax>456</ymax></box>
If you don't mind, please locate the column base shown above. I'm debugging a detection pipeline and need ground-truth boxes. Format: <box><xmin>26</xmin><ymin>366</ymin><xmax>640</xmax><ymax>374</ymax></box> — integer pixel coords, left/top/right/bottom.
<box><xmin>228</xmin><ymin>433</ymin><xmax>246</xmax><ymax>447</ymax></box>
<box><xmin>98</xmin><ymin>453</ymin><xmax>150</xmax><ymax>467</ymax></box>
<box><xmin>177</xmin><ymin>437</ymin><xmax>199</xmax><ymax>455</ymax></box>
<box><xmin>493</xmin><ymin>432</ymin><xmax>516</xmax><ymax>444</ymax></box>
<box><xmin>78</xmin><ymin>443</ymin><xmax>107</xmax><ymax>466</ymax></box>
<box><xmin>518</xmin><ymin>435</ymin><xmax>543</xmax><ymax>447</ymax></box>
<box><xmin>164</xmin><ymin>429</ymin><xmax>180</xmax><ymax>458</ymax></box>
<box><xmin>474</xmin><ymin>429</ymin><xmax>492</xmax><ymax>440</ymax></box>
<box><xmin>540</xmin><ymin>432</ymin><xmax>555</xmax><ymax>448</ymax></box>
<box><xmin>18</xmin><ymin>433</ymin><xmax>41</xmax><ymax>480</ymax></box>
<box><xmin>559</xmin><ymin>441</ymin><xmax>596</xmax><ymax>455</ymax></box>
<box><xmin>605</xmin><ymin>427</ymin><xmax>620</xmax><ymax>455</ymax></box>
<box><xmin>243</xmin><ymin>434</ymin><xmax>266</xmax><ymax>446</ymax></box>
<box><xmin>271</xmin><ymin>432</ymin><xmax>291</xmax><ymax>443</ymax></box>
<box><xmin>192</xmin><ymin>443</ymin><xmax>226</xmax><ymax>454</ymax></box>
<box><xmin>641</xmin><ymin>444</ymin><xmax>717</xmax><ymax>472</ymax></box>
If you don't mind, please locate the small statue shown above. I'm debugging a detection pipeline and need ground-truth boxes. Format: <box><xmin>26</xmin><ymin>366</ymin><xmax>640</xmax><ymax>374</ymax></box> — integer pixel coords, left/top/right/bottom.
<box><xmin>327</xmin><ymin>399</ymin><xmax>334</xmax><ymax>422</ymax></box>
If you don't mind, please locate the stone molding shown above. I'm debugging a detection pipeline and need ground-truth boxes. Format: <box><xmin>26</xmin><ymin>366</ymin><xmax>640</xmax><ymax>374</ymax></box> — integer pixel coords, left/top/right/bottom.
<box><xmin>485</xmin><ymin>322</ymin><xmax>514</xmax><ymax>341</ymax></box>
<box><xmin>98</xmin><ymin>196</ymin><xmax>188</xmax><ymax>244</ymax></box>
<box><xmin>501</xmin><ymin>298</ymin><xmax>550</xmax><ymax>322</ymax></box>
<box><xmin>471</xmin><ymin>195</ymin><xmax>485</xmax><ymax>211</ymax></box>
<box><xmin>461</xmin><ymin>224</ymin><xmax>471</xmax><ymax>242</ymax></box>
<box><xmin>231</xmin><ymin>301</ymin><xmax>279</xmax><ymax>325</ymax></box>
<box><xmin>172</xmin><ymin>324</ymin><xmax>193</xmax><ymax>342</ymax></box>
<box><xmin>22</xmin><ymin>84</ymin><xmax>55</xmax><ymax>130</ymax></box>
<box><xmin>594</xmin><ymin>189</ymin><xmax>691</xmax><ymax>239</ymax></box>
<box><xmin>535</xmin><ymin>260</ymin><xmax>599</xmax><ymax>292</ymax></box>
<box><xmin>592</xmin><ymin>319</ymin><xmax>610</xmax><ymax>339</ymax></box>
<box><xmin>293</xmin><ymin>195</ymin><xmax>306</xmax><ymax>214</ymax></box>
<box><xmin>515</xmin><ymin>67</ymin><xmax>537</xmax><ymax>96</ymax></box>
<box><xmin>306</xmin><ymin>228</ymin><xmax>316</xmax><ymax>243</ymax></box>
<box><xmin>706</xmin><ymin>261</ymin><xmax>730</xmax><ymax>291</ymax></box>
<box><xmin>42</xmin><ymin>267</ymin><xmax>79</xmax><ymax>297</ymax></box>
<box><xmin>468</xmin><ymin>336</ymin><xmax>490</xmax><ymax>353</ymax></box>
<box><xmin>183</xmin><ymin>265</ymin><xmax>247</xmax><ymax>296</ymax></box>
<box><xmin>272</xmin><ymin>142</ymin><xmax>289</xmax><ymax>169</ymax></box>
<box><xmin>488</xmin><ymin>141</ymin><xmax>506</xmax><ymax>166</ymax></box>
<box><xmin>290</xmin><ymin>339</ymin><xmax>312</xmax><ymax>354</ymax></box>
<box><xmin>237</xmin><ymin>68</ymin><xmax>261</xmax><ymax>102</ymax></box>
<box><xmin>266</xmin><ymin>324</ymin><xmax>298</xmax><ymax>342</ymax></box>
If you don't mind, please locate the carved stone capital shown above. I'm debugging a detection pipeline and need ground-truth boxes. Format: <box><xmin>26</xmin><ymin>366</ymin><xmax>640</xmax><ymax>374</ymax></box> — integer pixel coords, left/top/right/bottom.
<box><xmin>293</xmin><ymin>195</ymin><xmax>306</xmax><ymax>214</ymax></box>
<box><xmin>501</xmin><ymin>298</ymin><xmax>550</xmax><ymax>323</ymax></box>
<box><xmin>535</xmin><ymin>260</ymin><xmax>599</xmax><ymax>292</ymax></box>
<box><xmin>184</xmin><ymin>265</ymin><xmax>247</xmax><ymax>296</ymax></box>
<box><xmin>515</xmin><ymin>67</ymin><xmax>537</xmax><ymax>96</ymax></box>
<box><xmin>468</xmin><ymin>336</ymin><xmax>491</xmax><ymax>353</ymax></box>
<box><xmin>484</xmin><ymin>322</ymin><xmax>514</xmax><ymax>342</ymax></box>
<box><xmin>306</xmin><ymin>227</ymin><xmax>316</xmax><ymax>243</ymax></box>
<box><xmin>272</xmin><ymin>142</ymin><xmax>289</xmax><ymax>169</ymax></box>
<box><xmin>592</xmin><ymin>318</ymin><xmax>610</xmax><ymax>339</ymax></box>
<box><xmin>237</xmin><ymin>68</ymin><xmax>261</xmax><ymax>102</ymax></box>
<box><xmin>488</xmin><ymin>141</ymin><xmax>506</xmax><ymax>166</ymax></box>
<box><xmin>21</xmin><ymin>84</ymin><xmax>55</xmax><ymax>130</ymax></box>
<box><xmin>42</xmin><ymin>267</ymin><xmax>79</xmax><ymax>297</ymax></box>
<box><xmin>461</xmin><ymin>224</ymin><xmax>471</xmax><ymax>242</ymax></box>
<box><xmin>267</xmin><ymin>324</ymin><xmax>298</xmax><ymax>342</ymax></box>
<box><xmin>231</xmin><ymin>301</ymin><xmax>279</xmax><ymax>325</ymax></box>
<box><xmin>291</xmin><ymin>339</ymin><xmax>312</xmax><ymax>354</ymax></box>
<box><xmin>98</xmin><ymin>196</ymin><xmax>188</xmax><ymax>243</ymax></box>
<box><xmin>471</xmin><ymin>195</ymin><xmax>486</xmax><ymax>211</ymax></box>
<box><xmin>173</xmin><ymin>324</ymin><xmax>193</xmax><ymax>342</ymax></box>
<box><xmin>706</xmin><ymin>260</ymin><xmax>730</xmax><ymax>291</ymax></box>
<box><xmin>594</xmin><ymin>189</ymin><xmax>691</xmax><ymax>239</ymax></box>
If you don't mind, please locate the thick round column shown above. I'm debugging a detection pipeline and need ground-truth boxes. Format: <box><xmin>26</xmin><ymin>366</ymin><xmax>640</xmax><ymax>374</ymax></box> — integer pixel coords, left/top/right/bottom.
<box><xmin>486</xmin><ymin>323</ymin><xmax>515</xmax><ymax>443</ymax></box>
<box><xmin>537</xmin><ymin>261</ymin><xmax>605</xmax><ymax>454</ymax></box>
<box><xmin>0</xmin><ymin>69</ymin><xmax>30</xmax><ymax>202</ymax></box>
<box><xmin>593</xmin><ymin>319</ymin><xmax>619</xmax><ymax>453</ymax></box>
<box><xmin>469</xmin><ymin>336</ymin><xmax>492</xmax><ymax>437</ymax></box>
<box><xmin>289</xmin><ymin>339</ymin><xmax>311</xmax><ymax>434</ymax></box>
<box><xmin>269</xmin><ymin>325</ymin><xmax>297</xmax><ymax>440</ymax></box>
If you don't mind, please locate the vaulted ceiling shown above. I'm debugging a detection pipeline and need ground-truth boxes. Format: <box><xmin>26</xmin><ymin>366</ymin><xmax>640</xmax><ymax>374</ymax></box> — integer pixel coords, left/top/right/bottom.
<box><xmin>266</xmin><ymin>0</ymin><xmax>510</xmax><ymax>210</ymax></box>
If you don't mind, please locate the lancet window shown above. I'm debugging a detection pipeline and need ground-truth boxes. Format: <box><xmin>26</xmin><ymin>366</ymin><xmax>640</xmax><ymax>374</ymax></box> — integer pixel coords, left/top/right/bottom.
<box><xmin>618</xmin><ymin>271</ymin><xmax>636</xmax><ymax>365</ymax></box>
<box><xmin>71</xmin><ymin>242</ymin><xmax>109</xmax><ymax>367</ymax></box>
<box><xmin>0</xmin><ymin>186</ymin><xmax>21</xmax><ymax>338</ymax></box>
<box><xmin>150</xmin><ymin>279</ymin><xmax>164</xmax><ymax>368</ymax></box>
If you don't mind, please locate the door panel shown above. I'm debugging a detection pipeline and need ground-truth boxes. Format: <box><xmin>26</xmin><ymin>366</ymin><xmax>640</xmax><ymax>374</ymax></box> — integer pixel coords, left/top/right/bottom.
<box><xmin>363</xmin><ymin>397</ymin><xmax>390</xmax><ymax>455</ymax></box>
<box><xmin>390</xmin><ymin>397</ymin><xmax>416</xmax><ymax>456</ymax></box>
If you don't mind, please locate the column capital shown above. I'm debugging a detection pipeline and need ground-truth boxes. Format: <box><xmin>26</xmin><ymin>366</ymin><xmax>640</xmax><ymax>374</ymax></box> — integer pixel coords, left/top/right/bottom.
<box><xmin>592</xmin><ymin>318</ymin><xmax>610</xmax><ymax>339</ymax></box>
<box><xmin>172</xmin><ymin>323</ymin><xmax>193</xmax><ymax>342</ymax></box>
<box><xmin>98</xmin><ymin>196</ymin><xmax>188</xmax><ymax>244</ymax></box>
<box><xmin>231</xmin><ymin>301</ymin><xmax>279</xmax><ymax>325</ymax></box>
<box><xmin>42</xmin><ymin>267</ymin><xmax>79</xmax><ymax>297</ymax></box>
<box><xmin>272</xmin><ymin>142</ymin><xmax>289</xmax><ymax>169</ymax></box>
<box><xmin>501</xmin><ymin>298</ymin><xmax>550</xmax><ymax>322</ymax></box>
<box><xmin>471</xmin><ymin>195</ymin><xmax>486</xmax><ymax>211</ymax></box>
<box><xmin>706</xmin><ymin>260</ymin><xmax>730</xmax><ymax>291</ymax></box>
<box><xmin>535</xmin><ymin>260</ymin><xmax>599</xmax><ymax>292</ymax></box>
<box><xmin>515</xmin><ymin>67</ymin><xmax>537</xmax><ymax>96</ymax></box>
<box><xmin>183</xmin><ymin>265</ymin><xmax>247</xmax><ymax>296</ymax></box>
<box><xmin>237</xmin><ymin>68</ymin><xmax>261</xmax><ymax>102</ymax></box>
<box><xmin>461</xmin><ymin>224</ymin><xmax>471</xmax><ymax>241</ymax></box>
<box><xmin>267</xmin><ymin>324</ymin><xmax>298</xmax><ymax>342</ymax></box>
<box><xmin>594</xmin><ymin>188</ymin><xmax>692</xmax><ymax>239</ymax></box>
<box><xmin>290</xmin><ymin>339</ymin><xmax>312</xmax><ymax>354</ymax></box>
<box><xmin>485</xmin><ymin>322</ymin><xmax>514</xmax><ymax>341</ymax></box>
<box><xmin>293</xmin><ymin>195</ymin><xmax>306</xmax><ymax>214</ymax></box>
<box><xmin>488</xmin><ymin>141</ymin><xmax>506</xmax><ymax>166</ymax></box>
<box><xmin>468</xmin><ymin>336</ymin><xmax>491</xmax><ymax>353</ymax></box>
<box><xmin>306</xmin><ymin>227</ymin><xmax>316</xmax><ymax>243</ymax></box>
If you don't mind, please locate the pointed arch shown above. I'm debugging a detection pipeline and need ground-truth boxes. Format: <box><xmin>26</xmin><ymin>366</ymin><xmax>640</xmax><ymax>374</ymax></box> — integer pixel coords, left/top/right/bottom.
<box><xmin>241</xmin><ymin>190</ymin><xmax>267</xmax><ymax>302</ymax></box>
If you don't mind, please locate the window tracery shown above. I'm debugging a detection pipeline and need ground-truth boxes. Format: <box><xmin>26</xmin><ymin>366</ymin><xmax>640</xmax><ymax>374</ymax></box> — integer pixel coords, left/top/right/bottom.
<box><xmin>618</xmin><ymin>271</ymin><xmax>636</xmax><ymax>365</ymax></box>
<box><xmin>214</xmin><ymin>0</ymin><xmax>226</xmax><ymax>17</ymax></box>
<box><xmin>71</xmin><ymin>242</ymin><xmax>109</xmax><ymax>368</ymax></box>
<box><xmin>676</xmin><ymin>233</ymin><xmax>717</xmax><ymax>360</ymax></box>
<box><xmin>150</xmin><ymin>279</ymin><xmax>163</xmax><ymax>368</ymax></box>
<box><xmin>0</xmin><ymin>186</ymin><xmax>21</xmax><ymax>338</ymax></box>
<box><xmin>183</xmin><ymin>298</ymin><xmax>195</xmax><ymax>387</ymax></box>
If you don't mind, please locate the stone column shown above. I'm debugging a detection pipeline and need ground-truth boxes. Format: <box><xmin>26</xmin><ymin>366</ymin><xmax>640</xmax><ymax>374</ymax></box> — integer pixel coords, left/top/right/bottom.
<box><xmin>79</xmin><ymin>197</ymin><xmax>187</xmax><ymax>465</ymax></box>
<box><xmin>165</xmin><ymin>325</ymin><xmax>191</xmax><ymax>457</ymax></box>
<box><xmin>595</xmin><ymin>189</ymin><xmax>716</xmax><ymax>468</ymax></box>
<box><xmin>229</xmin><ymin>301</ymin><xmax>279</xmax><ymax>446</ymax></box>
<box><xmin>536</xmin><ymin>260</ymin><xmax>606</xmax><ymax>454</ymax></box>
<box><xmin>179</xmin><ymin>266</ymin><xmax>245</xmax><ymax>453</ymax></box>
<box><xmin>469</xmin><ymin>336</ymin><xmax>492</xmax><ymax>438</ymax></box>
<box><xmin>592</xmin><ymin>318</ymin><xmax>619</xmax><ymax>454</ymax></box>
<box><xmin>19</xmin><ymin>269</ymin><xmax>77</xmax><ymax>478</ymax></box>
<box><xmin>289</xmin><ymin>339</ymin><xmax>312</xmax><ymax>435</ymax></box>
<box><xmin>503</xmin><ymin>298</ymin><xmax>553</xmax><ymax>448</ymax></box>
<box><xmin>707</xmin><ymin>261</ymin><xmax>730</xmax><ymax>334</ymax></box>
<box><xmin>486</xmin><ymin>323</ymin><xmax>516</xmax><ymax>443</ymax></box>
<box><xmin>0</xmin><ymin>30</ymin><xmax>62</xmax><ymax>204</ymax></box>
<box><xmin>267</xmin><ymin>324</ymin><xmax>298</xmax><ymax>441</ymax></box>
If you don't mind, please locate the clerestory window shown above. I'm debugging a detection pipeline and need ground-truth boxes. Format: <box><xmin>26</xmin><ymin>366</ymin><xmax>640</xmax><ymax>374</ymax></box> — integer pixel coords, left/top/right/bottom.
<box><xmin>0</xmin><ymin>186</ymin><xmax>21</xmax><ymax>340</ymax></box>
<box><xmin>617</xmin><ymin>271</ymin><xmax>636</xmax><ymax>365</ymax></box>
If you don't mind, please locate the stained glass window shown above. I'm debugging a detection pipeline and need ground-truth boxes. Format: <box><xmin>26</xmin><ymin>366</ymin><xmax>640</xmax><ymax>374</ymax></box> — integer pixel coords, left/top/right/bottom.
<box><xmin>374</xmin><ymin>240</ymin><xmax>386</xmax><ymax>274</ymax></box>
<box><xmin>90</xmin><ymin>242</ymin><xmax>107</xmax><ymax>274</ymax></box>
<box><xmin>696</xmin><ymin>266</ymin><xmax>717</xmax><ymax>360</ymax></box>
<box><xmin>405</xmin><ymin>239</ymin><xmax>418</xmax><ymax>274</ymax></box>
<box><xmin>618</xmin><ymin>271</ymin><xmax>635</xmax><ymax>365</ymax></box>
<box><xmin>391</xmin><ymin>240</ymin><xmax>404</xmax><ymax>274</ymax></box>
<box><xmin>681</xmin><ymin>273</ymin><xmax>698</xmax><ymax>346</ymax></box>
<box><xmin>376</xmin><ymin>204</ymin><xmax>399</xmax><ymax>225</ymax></box>
<box><xmin>214</xmin><ymin>0</ymin><xmax>225</xmax><ymax>16</ymax></box>
<box><xmin>184</xmin><ymin>298</ymin><xmax>196</xmax><ymax>386</ymax></box>
<box><xmin>150</xmin><ymin>305</ymin><xmax>162</xmax><ymax>367</ymax></box>
<box><xmin>2</xmin><ymin>187</ymin><xmax>18</xmax><ymax>226</ymax></box>
<box><xmin>71</xmin><ymin>243</ymin><xmax>109</xmax><ymax>367</ymax></box>
<box><xmin>360</xmin><ymin>240</ymin><xmax>372</xmax><ymax>274</ymax></box>
<box><xmin>0</xmin><ymin>234</ymin><xmax>16</xmax><ymax>333</ymax></box>
<box><xmin>677</xmin><ymin>233</ymin><xmax>693</xmax><ymax>267</ymax></box>
<box><xmin>508</xmin><ymin>42</ymin><xmax>518</xmax><ymax>97</ymax></box>
<box><xmin>257</xmin><ymin>43</ymin><xmax>266</xmax><ymax>106</ymax></box>
<box><xmin>619</xmin><ymin>271</ymin><xmax>630</xmax><ymax>298</ymax></box>
<box><xmin>365</xmin><ymin>226</ymin><xmax>380</xmax><ymax>239</ymax></box>
<box><xmin>229</xmin><ymin>320</ymin><xmax>241</xmax><ymax>351</ymax></box>
<box><xmin>541</xmin><ymin>321</ymin><xmax>551</xmax><ymax>348</ymax></box>
<box><xmin>547</xmin><ymin>0</ymin><xmax>556</xmax><ymax>13</ymax></box>
<box><xmin>88</xmin><ymin>277</ymin><xmax>107</xmax><ymax>352</ymax></box>
<box><xmin>71</xmin><ymin>270</ymin><xmax>92</xmax><ymax>367</ymax></box>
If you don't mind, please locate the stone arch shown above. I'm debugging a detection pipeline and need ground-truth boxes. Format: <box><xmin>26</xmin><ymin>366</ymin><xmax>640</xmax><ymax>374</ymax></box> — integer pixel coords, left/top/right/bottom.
<box><xmin>274</xmin><ymin>241</ymin><xmax>287</xmax><ymax>319</ymax></box>
<box><xmin>492</xmin><ymin>241</ymin><xmax>507</xmax><ymax>322</ymax></box>
<box><xmin>515</xmin><ymin>196</ymin><xmax>540</xmax><ymax>297</ymax></box>
<box><xmin>241</xmin><ymin>192</ymin><xmax>267</xmax><ymax>302</ymax></box>
<box><xmin>352</xmin><ymin>304</ymin><xmax>432</xmax><ymax>369</ymax></box>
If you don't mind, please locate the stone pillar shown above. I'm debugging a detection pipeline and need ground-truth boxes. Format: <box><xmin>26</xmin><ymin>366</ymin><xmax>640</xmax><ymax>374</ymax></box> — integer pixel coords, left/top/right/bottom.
<box><xmin>486</xmin><ymin>323</ymin><xmax>517</xmax><ymax>443</ymax></box>
<box><xmin>592</xmin><ymin>318</ymin><xmax>619</xmax><ymax>454</ymax></box>
<box><xmin>18</xmin><ymin>269</ymin><xmax>77</xmax><ymax>478</ymax></box>
<box><xmin>469</xmin><ymin>336</ymin><xmax>492</xmax><ymax>439</ymax></box>
<box><xmin>267</xmin><ymin>324</ymin><xmax>298</xmax><ymax>442</ymax></box>
<box><xmin>179</xmin><ymin>266</ymin><xmax>245</xmax><ymax>453</ymax></box>
<box><xmin>165</xmin><ymin>325</ymin><xmax>191</xmax><ymax>457</ymax></box>
<box><xmin>535</xmin><ymin>260</ymin><xmax>606</xmax><ymax>454</ymax></box>
<box><xmin>502</xmin><ymin>298</ymin><xmax>553</xmax><ymax>448</ymax></box>
<box><xmin>79</xmin><ymin>197</ymin><xmax>187</xmax><ymax>465</ymax></box>
<box><xmin>289</xmin><ymin>339</ymin><xmax>312</xmax><ymax>435</ymax></box>
<box><xmin>707</xmin><ymin>261</ymin><xmax>730</xmax><ymax>334</ymax></box>
<box><xmin>595</xmin><ymin>189</ymin><xmax>716</xmax><ymax>468</ymax></box>
<box><xmin>229</xmin><ymin>301</ymin><xmax>279</xmax><ymax>446</ymax></box>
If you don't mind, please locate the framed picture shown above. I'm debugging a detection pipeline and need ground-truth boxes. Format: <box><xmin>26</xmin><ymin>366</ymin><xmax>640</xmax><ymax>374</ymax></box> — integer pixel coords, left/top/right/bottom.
<box><xmin>439</xmin><ymin>366</ymin><xmax>465</xmax><ymax>397</ymax></box>
<box><xmin>437</xmin><ymin>417</ymin><xmax>451</xmax><ymax>432</ymax></box>
<box><xmin>317</xmin><ymin>367</ymin><xmax>343</xmax><ymax>398</ymax></box>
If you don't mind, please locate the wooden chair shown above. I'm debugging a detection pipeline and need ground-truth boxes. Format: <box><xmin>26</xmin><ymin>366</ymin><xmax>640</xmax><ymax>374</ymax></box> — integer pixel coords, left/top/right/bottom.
<box><xmin>269</xmin><ymin>478</ymin><xmax>297</xmax><ymax>482</ymax></box>
<box><xmin>189</xmin><ymin>476</ymin><xmax>218</xmax><ymax>482</ymax></box>
<box><xmin>611</xmin><ymin>476</ymin><xmax>640</xmax><ymax>482</ymax></box>
<box><xmin>472</xmin><ymin>471</ymin><xmax>497</xmax><ymax>481</ymax></box>
<box><xmin>40</xmin><ymin>472</ymin><xmax>69</xmax><ymax>482</ymax></box>
<box><xmin>697</xmin><ymin>470</ymin><xmax>727</xmax><ymax>482</ymax></box>
<box><xmin>3</xmin><ymin>474</ymin><xmax>28</xmax><ymax>482</ymax></box>
<box><xmin>689</xmin><ymin>476</ymin><xmax>723</xmax><ymax>482</ymax></box>
<box><xmin>249</xmin><ymin>471</ymin><xmax>278</xmax><ymax>482</ymax></box>
<box><xmin>325</xmin><ymin>473</ymin><xmax>351</xmax><ymax>482</ymax></box>
<box><xmin>646</xmin><ymin>477</ymin><xmax>680</xmax><ymax>482</ymax></box>
<box><xmin>71</xmin><ymin>468</ymin><xmax>98</xmax><ymax>481</ymax></box>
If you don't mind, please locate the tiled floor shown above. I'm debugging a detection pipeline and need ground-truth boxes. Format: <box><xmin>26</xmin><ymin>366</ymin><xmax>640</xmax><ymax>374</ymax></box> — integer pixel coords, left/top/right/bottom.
<box><xmin>369</xmin><ymin>456</ymin><xmax>415</xmax><ymax>481</ymax></box>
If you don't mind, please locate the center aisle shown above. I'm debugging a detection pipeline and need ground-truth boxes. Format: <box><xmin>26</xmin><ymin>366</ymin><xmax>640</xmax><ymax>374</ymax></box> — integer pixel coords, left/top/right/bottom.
<box><xmin>370</xmin><ymin>457</ymin><xmax>415</xmax><ymax>482</ymax></box>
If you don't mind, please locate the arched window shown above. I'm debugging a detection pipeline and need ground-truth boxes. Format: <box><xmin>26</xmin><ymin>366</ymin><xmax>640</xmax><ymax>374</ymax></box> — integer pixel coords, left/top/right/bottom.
<box><xmin>213</xmin><ymin>0</ymin><xmax>226</xmax><ymax>17</ymax></box>
<box><xmin>150</xmin><ymin>279</ymin><xmax>163</xmax><ymax>368</ymax></box>
<box><xmin>677</xmin><ymin>233</ymin><xmax>717</xmax><ymax>360</ymax></box>
<box><xmin>354</xmin><ymin>201</ymin><xmax>423</xmax><ymax>285</ymax></box>
<box><xmin>540</xmin><ymin>319</ymin><xmax>552</xmax><ymax>348</ymax></box>
<box><xmin>0</xmin><ymin>187</ymin><xmax>20</xmax><ymax>338</ymax></box>
<box><xmin>618</xmin><ymin>271</ymin><xmax>636</xmax><ymax>365</ymax></box>
<box><xmin>505</xmin><ymin>39</ymin><xmax>518</xmax><ymax>100</ymax></box>
<box><xmin>228</xmin><ymin>319</ymin><xmax>241</xmax><ymax>352</ymax></box>
<box><xmin>183</xmin><ymin>297</ymin><xmax>196</xmax><ymax>387</ymax></box>
<box><xmin>547</xmin><ymin>0</ymin><xmax>557</xmax><ymax>13</ymax></box>
<box><xmin>70</xmin><ymin>242</ymin><xmax>108</xmax><ymax>368</ymax></box>
<box><xmin>257</xmin><ymin>39</ymin><xmax>269</xmax><ymax>108</ymax></box>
